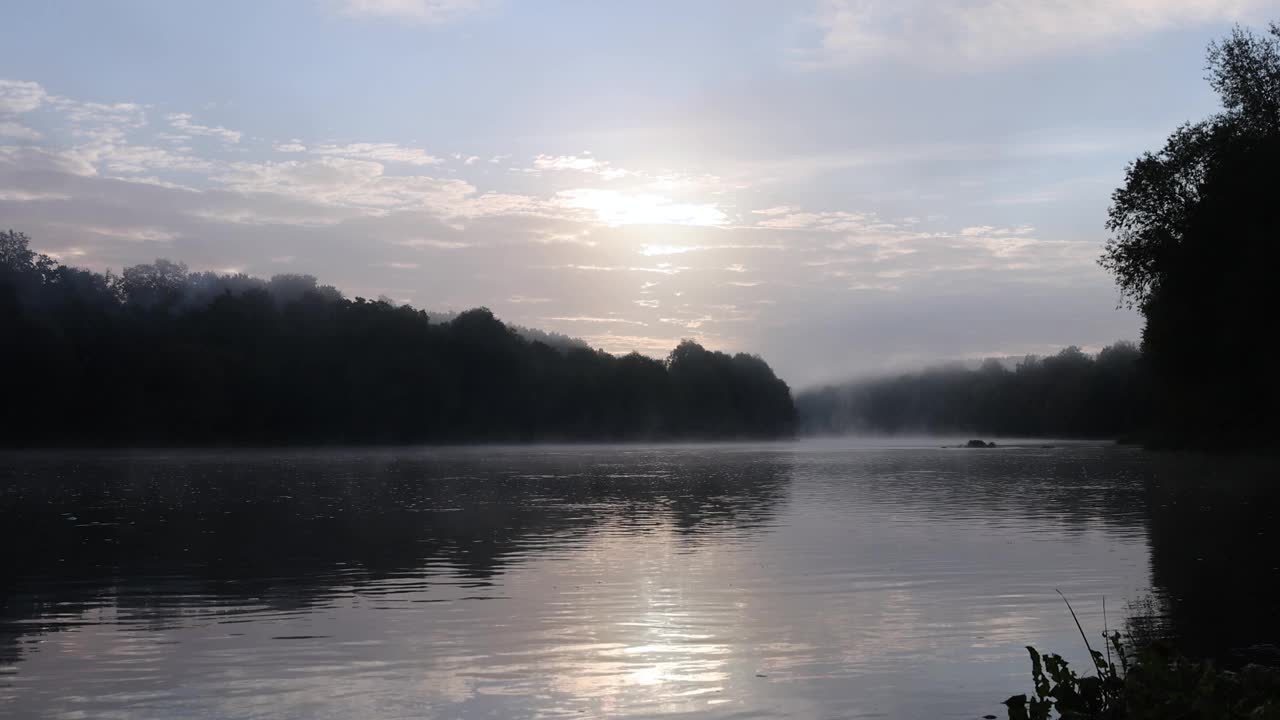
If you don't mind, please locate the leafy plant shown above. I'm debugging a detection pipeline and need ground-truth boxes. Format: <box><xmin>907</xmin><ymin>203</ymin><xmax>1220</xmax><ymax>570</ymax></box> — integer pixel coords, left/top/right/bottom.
<box><xmin>1004</xmin><ymin>593</ymin><xmax>1127</xmax><ymax>719</ymax></box>
<box><xmin>1002</xmin><ymin>593</ymin><xmax>1280</xmax><ymax>719</ymax></box>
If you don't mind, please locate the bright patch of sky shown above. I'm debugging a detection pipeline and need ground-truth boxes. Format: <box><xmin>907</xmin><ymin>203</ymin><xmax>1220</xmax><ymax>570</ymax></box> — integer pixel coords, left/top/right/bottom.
<box><xmin>1</xmin><ymin>0</ymin><xmax>1267</xmax><ymax>385</ymax></box>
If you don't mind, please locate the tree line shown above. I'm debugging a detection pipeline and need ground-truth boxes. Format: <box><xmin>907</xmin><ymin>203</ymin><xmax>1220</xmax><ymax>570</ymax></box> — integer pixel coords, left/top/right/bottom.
<box><xmin>795</xmin><ymin>344</ymin><xmax>1148</xmax><ymax>439</ymax></box>
<box><xmin>0</xmin><ymin>231</ymin><xmax>796</xmax><ymax>446</ymax></box>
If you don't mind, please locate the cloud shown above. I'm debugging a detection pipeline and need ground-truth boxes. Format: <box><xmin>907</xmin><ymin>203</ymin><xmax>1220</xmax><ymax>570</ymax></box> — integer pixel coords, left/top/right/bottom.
<box><xmin>639</xmin><ymin>244</ymin><xmax>697</xmax><ymax>256</ymax></box>
<box><xmin>752</xmin><ymin>208</ymin><xmax>892</xmax><ymax>233</ymax></box>
<box><xmin>35</xmin><ymin>245</ymin><xmax>88</xmax><ymax>261</ymax></box>
<box><xmin>394</xmin><ymin>237</ymin><xmax>472</xmax><ymax>249</ymax></box>
<box><xmin>2</xmin><ymin>80</ymin><xmax>148</xmax><ymax>148</ymax></box>
<box><xmin>81</xmin><ymin>225</ymin><xmax>179</xmax><ymax>242</ymax></box>
<box><xmin>545</xmin><ymin>315</ymin><xmax>648</xmax><ymax>326</ymax></box>
<box><xmin>800</xmin><ymin>0</ymin><xmax>1271</xmax><ymax>69</ymax></box>
<box><xmin>659</xmin><ymin>314</ymin><xmax>715</xmax><ymax>329</ymax></box>
<box><xmin>559</xmin><ymin>263</ymin><xmax>690</xmax><ymax>275</ymax></box>
<box><xmin>0</xmin><ymin>189</ymin><xmax>70</xmax><ymax>202</ymax></box>
<box><xmin>0</xmin><ymin>88</ymin><xmax>215</xmax><ymax>182</ymax></box>
<box><xmin>556</xmin><ymin>189</ymin><xmax>727</xmax><ymax>227</ymax></box>
<box><xmin>530</xmin><ymin>228</ymin><xmax>595</xmax><ymax>246</ymax></box>
<box><xmin>80</xmin><ymin>142</ymin><xmax>216</xmax><ymax>176</ymax></box>
<box><xmin>848</xmin><ymin>279</ymin><xmax>901</xmax><ymax>291</ymax></box>
<box><xmin>959</xmin><ymin>225</ymin><xmax>1034</xmax><ymax>237</ymax></box>
<box><xmin>167</xmin><ymin>113</ymin><xmax>241</xmax><ymax>144</ymax></box>
<box><xmin>531</xmin><ymin>153</ymin><xmax>632</xmax><ymax>180</ymax></box>
<box><xmin>639</xmin><ymin>243</ymin><xmax>782</xmax><ymax>257</ymax></box>
<box><xmin>312</xmin><ymin>142</ymin><xmax>441</xmax><ymax>166</ymax></box>
<box><xmin>0</xmin><ymin>80</ymin><xmax>47</xmax><ymax>114</ymax></box>
<box><xmin>947</xmin><ymin>226</ymin><xmax>1094</xmax><ymax>264</ymax></box>
<box><xmin>0</xmin><ymin>144</ymin><xmax>93</xmax><ymax>176</ymax></box>
<box><xmin>336</xmin><ymin>0</ymin><xmax>491</xmax><ymax>24</ymax></box>
<box><xmin>0</xmin><ymin>80</ymin><xmax>545</xmax><ymax>226</ymax></box>
<box><xmin>52</xmin><ymin>98</ymin><xmax>147</xmax><ymax>131</ymax></box>
<box><xmin>49</xmin><ymin>130</ymin><xmax>216</xmax><ymax>177</ymax></box>
<box><xmin>214</xmin><ymin>157</ymin><xmax>474</xmax><ymax>213</ymax></box>
<box><xmin>0</xmin><ymin>121</ymin><xmax>40</xmax><ymax>140</ymax></box>
<box><xmin>577</xmin><ymin>332</ymin><xmax>679</xmax><ymax>356</ymax></box>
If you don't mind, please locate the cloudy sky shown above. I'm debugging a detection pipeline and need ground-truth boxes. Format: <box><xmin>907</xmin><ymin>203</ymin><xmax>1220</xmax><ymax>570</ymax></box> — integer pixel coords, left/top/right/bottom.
<box><xmin>0</xmin><ymin>1</ymin><xmax>1266</xmax><ymax>387</ymax></box>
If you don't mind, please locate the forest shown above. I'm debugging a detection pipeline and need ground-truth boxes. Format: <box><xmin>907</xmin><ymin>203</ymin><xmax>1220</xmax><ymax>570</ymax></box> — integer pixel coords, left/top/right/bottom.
<box><xmin>795</xmin><ymin>344</ymin><xmax>1147</xmax><ymax>439</ymax></box>
<box><xmin>0</xmin><ymin>231</ymin><xmax>796</xmax><ymax>446</ymax></box>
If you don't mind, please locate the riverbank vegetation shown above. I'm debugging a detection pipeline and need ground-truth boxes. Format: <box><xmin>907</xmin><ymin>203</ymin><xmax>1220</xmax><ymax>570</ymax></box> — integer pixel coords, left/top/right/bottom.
<box><xmin>0</xmin><ymin>231</ymin><xmax>796</xmax><ymax>445</ymax></box>
<box><xmin>1004</xmin><ymin>640</ymin><xmax>1280</xmax><ymax>719</ymax></box>
<box><xmin>1002</xmin><ymin>594</ymin><xmax>1280</xmax><ymax>720</ymax></box>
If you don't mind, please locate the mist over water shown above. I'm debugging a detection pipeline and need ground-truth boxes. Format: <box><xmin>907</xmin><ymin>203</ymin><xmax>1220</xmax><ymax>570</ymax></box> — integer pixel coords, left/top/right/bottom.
<box><xmin>3</xmin><ymin>440</ymin><xmax>1271</xmax><ymax>718</ymax></box>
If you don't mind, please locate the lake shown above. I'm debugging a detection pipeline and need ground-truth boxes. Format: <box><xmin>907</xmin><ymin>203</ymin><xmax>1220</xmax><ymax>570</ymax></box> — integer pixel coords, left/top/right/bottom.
<box><xmin>2</xmin><ymin>440</ymin><xmax>1277</xmax><ymax>718</ymax></box>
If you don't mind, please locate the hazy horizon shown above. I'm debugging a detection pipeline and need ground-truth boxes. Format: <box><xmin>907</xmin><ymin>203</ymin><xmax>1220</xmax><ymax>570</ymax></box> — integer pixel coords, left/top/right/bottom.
<box><xmin>2</xmin><ymin>0</ymin><xmax>1268</xmax><ymax>386</ymax></box>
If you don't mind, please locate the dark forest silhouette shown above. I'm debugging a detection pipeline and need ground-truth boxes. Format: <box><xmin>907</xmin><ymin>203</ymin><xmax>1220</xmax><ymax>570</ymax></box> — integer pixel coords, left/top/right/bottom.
<box><xmin>1101</xmin><ymin>22</ymin><xmax>1280</xmax><ymax>450</ymax></box>
<box><xmin>0</xmin><ymin>232</ymin><xmax>796</xmax><ymax>445</ymax></box>
<box><xmin>796</xmin><ymin>343</ymin><xmax>1147</xmax><ymax>438</ymax></box>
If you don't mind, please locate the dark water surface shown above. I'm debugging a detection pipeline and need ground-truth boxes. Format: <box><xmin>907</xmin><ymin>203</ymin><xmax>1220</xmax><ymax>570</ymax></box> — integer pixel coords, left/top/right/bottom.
<box><xmin>2</xmin><ymin>440</ymin><xmax>1277</xmax><ymax>718</ymax></box>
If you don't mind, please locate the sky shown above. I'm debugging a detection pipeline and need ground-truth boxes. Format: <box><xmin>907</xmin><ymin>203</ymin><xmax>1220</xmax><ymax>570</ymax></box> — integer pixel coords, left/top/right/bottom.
<box><xmin>0</xmin><ymin>1</ymin><xmax>1269</xmax><ymax>388</ymax></box>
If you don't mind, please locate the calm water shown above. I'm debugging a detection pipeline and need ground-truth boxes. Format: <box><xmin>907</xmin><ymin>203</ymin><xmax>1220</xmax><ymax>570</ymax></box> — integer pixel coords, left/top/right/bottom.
<box><xmin>2</xmin><ymin>440</ymin><xmax>1277</xmax><ymax>718</ymax></box>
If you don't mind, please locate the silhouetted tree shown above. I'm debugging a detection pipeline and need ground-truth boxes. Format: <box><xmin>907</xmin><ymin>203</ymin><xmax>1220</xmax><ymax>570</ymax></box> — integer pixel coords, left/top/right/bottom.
<box><xmin>119</xmin><ymin>258</ymin><xmax>190</xmax><ymax>309</ymax></box>
<box><xmin>1101</xmin><ymin>22</ymin><xmax>1280</xmax><ymax>449</ymax></box>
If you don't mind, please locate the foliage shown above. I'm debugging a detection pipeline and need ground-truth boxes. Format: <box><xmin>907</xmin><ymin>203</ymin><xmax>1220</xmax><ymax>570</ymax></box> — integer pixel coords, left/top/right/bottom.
<box><xmin>1003</xmin><ymin>635</ymin><xmax>1128</xmax><ymax>720</ymax></box>
<box><xmin>1006</xmin><ymin>642</ymin><xmax>1280</xmax><ymax>720</ymax></box>
<box><xmin>0</xmin><ymin>231</ymin><xmax>796</xmax><ymax>446</ymax></box>
<box><xmin>795</xmin><ymin>344</ymin><xmax>1147</xmax><ymax>438</ymax></box>
<box><xmin>1003</xmin><ymin>595</ymin><xmax>1280</xmax><ymax>720</ymax></box>
<box><xmin>1099</xmin><ymin>22</ymin><xmax>1280</xmax><ymax>450</ymax></box>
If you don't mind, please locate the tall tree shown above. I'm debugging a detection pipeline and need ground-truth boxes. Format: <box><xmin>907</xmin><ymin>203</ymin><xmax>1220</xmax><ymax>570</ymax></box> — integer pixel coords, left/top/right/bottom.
<box><xmin>1100</xmin><ymin>22</ymin><xmax>1280</xmax><ymax>449</ymax></box>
